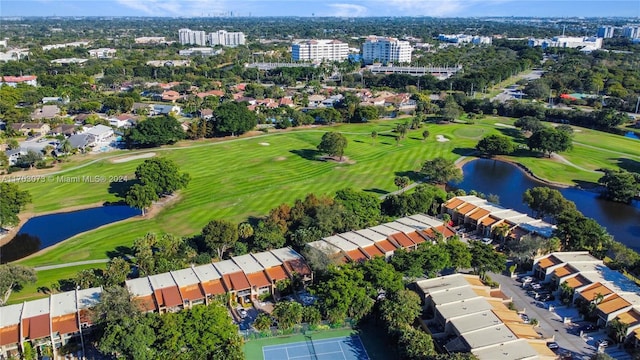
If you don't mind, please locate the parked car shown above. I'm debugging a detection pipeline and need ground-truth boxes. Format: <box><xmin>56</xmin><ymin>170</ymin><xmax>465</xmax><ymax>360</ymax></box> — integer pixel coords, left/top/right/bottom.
<box><xmin>520</xmin><ymin>313</ymin><xmax>530</xmax><ymax>323</ymax></box>
<box><xmin>519</xmin><ymin>276</ymin><xmax>534</xmax><ymax>284</ymax></box>
<box><xmin>580</xmin><ymin>323</ymin><xmax>598</xmax><ymax>333</ymax></box>
<box><xmin>547</xmin><ymin>342</ymin><xmax>559</xmax><ymax>350</ymax></box>
<box><xmin>539</xmin><ymin>294</ymin><xmax>555</xmax><ymax>302</ymax></box>
<box><xmin>481</xmin><ymin>237</ymin><xmax>493</xmax><ymax>245</ymax></box>
<box><xmin>237</xmin><ymin>308</ymin><xmax>248</xmax><ymax>319</ymax></box>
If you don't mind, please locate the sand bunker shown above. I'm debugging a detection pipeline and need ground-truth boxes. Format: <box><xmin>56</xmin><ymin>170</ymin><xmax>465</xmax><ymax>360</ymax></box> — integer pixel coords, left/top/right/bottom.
<box><xmin>495</xmin><ymin>123</ymin><xmax>516</xmax><ymax>128</ymax></box>
<box><xmin>259</xmin><ymin>142</ymin><xmax>270</xmax><ymax>146</ymax></box>
<box><xmin>111</xmin><ymin>152</ymin><xmax>155</xmax><ymax>163</ymax></box>
<box><xmin>436</xmin><ymin>135</ymin><xmax>450</xmax><ymax>142</ymax></box>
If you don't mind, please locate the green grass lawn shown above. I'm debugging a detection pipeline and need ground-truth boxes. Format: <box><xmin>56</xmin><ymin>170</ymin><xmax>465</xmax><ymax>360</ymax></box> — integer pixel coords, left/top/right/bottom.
<box><xmin>8</xmin><ymin>263</ymin><xmax>107</xmax><ymax>304</ymax></box>
<box><xmin>8</xmin><ymin>117</ymin><xmax>639</xmax><ymax>302</ymax></box>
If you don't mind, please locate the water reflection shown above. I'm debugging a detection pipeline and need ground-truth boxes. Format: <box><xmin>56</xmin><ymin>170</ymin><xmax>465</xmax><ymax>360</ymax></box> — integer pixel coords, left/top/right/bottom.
<box><xmin>454</xmin><ymin>158</ymin><xmax>640</xmax><ymax>250</ymax></box>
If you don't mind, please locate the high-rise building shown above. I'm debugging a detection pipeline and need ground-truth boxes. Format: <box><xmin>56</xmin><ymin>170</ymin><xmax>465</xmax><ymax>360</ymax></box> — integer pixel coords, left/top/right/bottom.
<box><xmin>178</xmin><ymin>29</ymin><xmax>206</xmax><ymax>46</ymax></box>
<box><xmin>596</xmin><ymin>26</ymin><xmax>615</xmax><ymax>38</ymax></box>
<box><xmin>362</xmin><ymin>36</ymin><xmax>412</xmax><ymax>65</ymax></box>
<box><xmin>291</xmin><ymin>39</ymin><xmax>349</xmax><ymax>62</ymax></box>
<box><xmin>622</xmin><ymin>26</ymin><xmax>640</xmax><ymax>39</ymax></box>
<box><xmin>208</xmin><ymin>30</ymin><xmax>246</xmax><ymax>47</ymax></box>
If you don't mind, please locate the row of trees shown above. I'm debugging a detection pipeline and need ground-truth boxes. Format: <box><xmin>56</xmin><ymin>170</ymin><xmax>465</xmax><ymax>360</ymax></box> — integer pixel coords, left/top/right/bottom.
<box><xmin>92</xmin><ymin>287</ymin><xmax>243</xmax><ymax>360</ymax></box>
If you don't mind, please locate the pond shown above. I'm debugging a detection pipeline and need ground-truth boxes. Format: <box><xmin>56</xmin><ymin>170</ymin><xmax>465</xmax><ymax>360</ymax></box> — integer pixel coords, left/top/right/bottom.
<box><xmin>0</xmin><ymin>205</ymin><xmax>141</xmax><ymax>263</ymax></box>
<box><xmin>625</xmin><ymin>131</ymin><xmax>640</xmax><ymax>140</ymax></box>
<box><xmin>452</xmin><ymin>159</ymin><xmax>640</xmax><ymax>251</ymax></box>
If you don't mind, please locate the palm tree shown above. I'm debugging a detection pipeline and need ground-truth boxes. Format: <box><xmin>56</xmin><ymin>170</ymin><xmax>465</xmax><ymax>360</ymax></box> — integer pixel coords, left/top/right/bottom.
<box><xmin>493</xmin><ymin>223</ymin><xmax>511</xmax><ymax>243</ymax></box>
<box><xmin>607</xmin><ymin>319</ymin><xmax>628</xmax><ymax>344</ymax></box>
<box><xmin>60</xmin><ymin>139</ymin><xmax>72</xmax><ymax>157</ymax></box>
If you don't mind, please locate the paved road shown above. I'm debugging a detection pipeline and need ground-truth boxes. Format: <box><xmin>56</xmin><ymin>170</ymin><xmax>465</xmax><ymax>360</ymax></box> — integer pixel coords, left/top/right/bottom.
<box><xmin>490</xmin><ymin>272</ymin><xmax>595</xmax><ymax>359</ymax></box>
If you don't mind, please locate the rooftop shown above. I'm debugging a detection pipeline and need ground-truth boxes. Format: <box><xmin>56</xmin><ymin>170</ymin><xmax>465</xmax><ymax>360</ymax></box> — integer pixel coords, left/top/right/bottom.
<box><xmin>0</xmin><ymin>303</ymin><xmax>23</xmax><ymax>326</ymax></box>
<box><xmin>337</xmin><ymin>232</ymin><xmax>375</xmax><ymax>248</ymax></box>
<box><xmin>192</xmin><ymin>264</ymin><xmax>221</xmax><ymax>282</ymax></box>
<box><xmin>233</xmin><ymin>253</ymin><xmax>266</xmax><ymax>274</ymax></box>
<box><xmin>126</xmin><ymin>277</ymin><xmax>153</xmax><ymax>296</ymax></box>
<box><xmin>437</xmin><ymin>297</ymin><xmax>493</xmax><ymax>320</ymax></box>
<box><xmin>213</xmin><ymin>259</ymin><xmax>243</xmax><ymax>275</ymax></box>
<box><xmin>449</xmin><ymin>310</ymin><xmax>503</xmax><ymax>335</ymax></box>
<box><xmin>471</xmin><ymin>339</ymin><xmax>538</xmax><ymax>360</ymax></box>
<box><xmin>148</xmin><ymin>273</ymin><xmax>178</xmax><ymax>290</ymax></box>
<box><xmin>384</xmin><ymin>221</ymin><xmax>419</xmax><ymax>234</ymax></box>
<box><xmin>50</xmin><ymin>291</ymin><xmax>77</xmax><ymax>317</ymax></box>
<box><xmin>170</xmin><ymin>268</ymin><xmax>201</xmax><ymax>288</ymax></box>
<box><xmin>461</xmin><ymin>324</ymin><xmax>518</xmax><ymax>349</ymax></box>
<box><xmin>23</xmin><ymin>297</ymin><xmax>50</xmax><ymax>318</ymax></box>
<box><xmin>251</xmin><ymin>251</ymin><xmax>283</xmax><ymax>269</ymax></box>
<box><xmin>354</xmin><ymin>228</ymin><xmax>387</xmax><ymax>242</ymax></box>
<box><xmin>323</xmin><ymin>235</ymin><xmax>360</xmax><ymax>251</ymax></box>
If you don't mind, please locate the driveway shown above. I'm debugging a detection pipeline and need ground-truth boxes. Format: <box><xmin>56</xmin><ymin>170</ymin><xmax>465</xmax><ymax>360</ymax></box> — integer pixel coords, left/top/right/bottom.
<box><xmin>489</xmin><ymin>272</ymin><xmax>596</xmax><ymax>359</ymax></box>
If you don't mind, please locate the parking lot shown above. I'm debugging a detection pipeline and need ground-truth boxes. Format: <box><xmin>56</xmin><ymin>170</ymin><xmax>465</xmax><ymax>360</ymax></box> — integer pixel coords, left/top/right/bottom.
<box><xmin>490</xmin><ymin>272</ymin><xmax>632</xmax><ymax>360</ymax></box>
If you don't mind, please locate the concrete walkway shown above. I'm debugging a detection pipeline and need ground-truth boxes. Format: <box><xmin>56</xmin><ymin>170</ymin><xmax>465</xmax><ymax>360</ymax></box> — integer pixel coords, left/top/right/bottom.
<box><xmin>34</xmin><ymin>259</ymin><xmax>110</xmax><ymax>271</ymax></box>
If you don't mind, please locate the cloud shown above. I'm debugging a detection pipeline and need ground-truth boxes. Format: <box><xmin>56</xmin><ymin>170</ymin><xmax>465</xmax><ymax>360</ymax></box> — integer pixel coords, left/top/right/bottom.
<box><xmin>115</xmin><ymin>0</ymin><xmax>228</xmax><ymax>17</ymax></box>
<box><xmin>328</xmin><ymin>3</ymin><xmax>368</xmax><ymax>17</ymax></box>
<box><xmin>384</xmin><ymin>0</ymin><xmax>514</xmax><ymax>16</ymax></box>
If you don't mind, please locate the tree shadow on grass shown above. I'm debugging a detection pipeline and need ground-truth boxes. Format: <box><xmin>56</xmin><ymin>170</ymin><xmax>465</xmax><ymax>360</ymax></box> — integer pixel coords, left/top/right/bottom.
<box><xmin>510</xmin><ymin>148</ymin><xmax>541</xmax><ymax>158</ymax></box>
<box><xmin>452</xmin><ymin>147</ymin><xmax>476</xmax><ymax>157</ymax></box>
<box><xmin>289</xmin><ymin>149</ymin><xmax>320</xmax><ymax>161</ymax></box>
<box><xmin>573</xmin><ymin>179</ymin><xmax>600</xmax><ymax>190</ymax></box>
<box><xmin>108</xmin><ymin>179</ymin><xmax>138</xmax><ymax>198</ymax></box>
<box><xmin>353</xmin><ymin>139</ymin><xmax>364</xmax><ymax>143</ymax></box>
<box><xmin>497</xmin><ymin>127</ymin><xmax>527</xmax><ymax>144</ymax></box>
<box><xmin>611</xmin><ymin>158</ymin><xmax>640</xmax><ymax>173</ymax></box>
<box><xmin>394</xmin><ymin>170</ymin><xmax>423</xmax><ymax>182</ymax></box>
<box><xmin>106</xmin><ymin>245</ymin><xmax>134</xmax><ymax>259</ymax></box>
<box><xmin>363</xmin><ymin>188</ymin><xmax>389</xmax><ymax>196</ymax></box>
<box><xmin>57</xmin><ymin>278</ymin><xmax>76</xmax><ymax>292</ymax></box>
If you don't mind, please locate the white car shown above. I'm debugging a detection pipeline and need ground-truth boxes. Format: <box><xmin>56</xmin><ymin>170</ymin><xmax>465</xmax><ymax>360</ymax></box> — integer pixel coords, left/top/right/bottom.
<box><xmin>237</xmin><ymin>308</ymin><xmax>248</xmax><ymax>319</ymax></box>
<box><xmin>481</xmin><ymin>238</ymin><xmax>493</xmax><ymax>245</ymax></box>
<box><xmin>520</xmin><ymin>276</ymin><xmax>534</xmax><ymax>284</ymax></box>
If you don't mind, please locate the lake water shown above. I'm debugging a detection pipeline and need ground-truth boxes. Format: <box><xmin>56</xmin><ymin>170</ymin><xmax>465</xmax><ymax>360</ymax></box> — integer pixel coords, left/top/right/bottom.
<box><xmin>0</xmin><ymin>205</ymin><xmax>140</xmax><ymax>263</ymax></box>
<box><xmin>625</xmin><ymin>132</ymin><xmax>640</xmax><ymax>140</ymax></box>
<box><xmin>453</xmin><ymin>159</ymin><xmax>640</xmax><ymax>250</ymax></box>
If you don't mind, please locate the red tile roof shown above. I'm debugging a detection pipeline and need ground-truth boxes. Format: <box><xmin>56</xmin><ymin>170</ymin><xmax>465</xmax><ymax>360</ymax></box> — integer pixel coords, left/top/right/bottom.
<box><xmin>179</xmin><ymin>284</ymin><xmax>205</xmax><ymax>302</ymax></box>
<box><xmin>225</xmin><ymin>272</ymin><xmax>251</xmax><ymax>291</ymax></box>
<box><xmin>406</xmin><ymin>231</ymin><xmax>426</xmax><ymax>244</ymax></box>
<box><xmin>0</xmin><ymin>326</ymin><xmax>19</xmax><ymax>346</ymax></box>
<box><xmin>135</xmin><ymin>295</ymin><xmax>157</xmax><ymax>312</ymax></box>
<box><xmin>390</xmin><ymin>233</ymin><xmax>415</xmax><ymax>248</ymax></box>
<box><xmin>376</xmin><ymin>239</ymin><xmax>398</xmax><ymax>252</ymax></box>
<box><xmin>23</xmin><ymin>314</ymin><xmax>50</xmax><ymax>340</ymax></box>
<box><xmin>346</xmin><ymin>249</ymin><xmax>368</xmax><ymax>262</ymax></box>
<box><xmin>266</xmin><ymin>266</ymin><xmax>288</xmax><ymax>282</ymax></box>
<box><xmin>201</xmin><ymin>279</ymin><xmax>226</xmax><ymax>296</ymax></box>
<box><xmin>3</xmin><ymin>75</ymin><xmax>37</xmax><ymax>82</ymax></box>
<box><xmin>52</xmin><ymin>313</ymin><xmax>79</xmax><ymax>335</ymax></box>
<box><xmin>285</xmin><ymin>259</ymin><xmax>312</xmax><ymax>276</ymax></box>
<box><xmin>362</xmin><ymin>245</ymin><xmax>385</xmax><ymax>258</ymax></box>
<box><xmin>445</xmin><ymin>198</ymin><xmax>465</xmax><ymax>209</ymax></box>
<box><xmin>247</xmin><ymin>271</ymin><xmax>271</xmax><ymax>288</ymax></box>
<box><xmin>154</xmin><ymin>287</ymin><xmax>182</xmax><ymax>308</ymax></box>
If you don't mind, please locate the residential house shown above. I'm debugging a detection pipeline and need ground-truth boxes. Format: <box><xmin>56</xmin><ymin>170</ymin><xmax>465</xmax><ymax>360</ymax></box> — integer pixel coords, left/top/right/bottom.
<box><xmin>307</xmin><ymin>94</ymin><xmax>326</xmax><ymax>107</ymax></box>
<box><xmin>152</xmin><ymin>104</ymin><xmax>181</xmax><ymax>116</ymax></box>
<box><xmin>84</xmin><ymin>124</ymin><xmax>114</xmax><ymax>143</ymax></box>
<box><xmin>214</xmin><ymin>260</ymin><xmax>252</xmax><ymax>305</ymax></box>
<box><xmin>197</xmin><ymin>90</ymin><xmax>225</xmax><ymax>99</ymax></box>
<box><xmin>32</xmin><ymin>105</ymin><xmax>61</xmax><ymax>120</ymax></box>
<box><xmin>1</xmin><ymin>75</ymin><xmax>37</xmax><ymax>87</ymax></box>
<box><xmin>132</xmin><ymin>102</ymin><xmax>154</xmax><ymax>115</ymax></box>
<box><xmin>199</xmin><ymin>109</ymin><xmax>214</xmax><ymax>120</ymax></box>
<box><xmin>65</xmin><ymin>133</ymin><xmax>95</xmax><ymax>151</ymax></box>
<box><xmin>88</xmin><ymin>48</ymin><xmax>116</xmax><ymax>58</ymax></box>
<box><xmin>170</xmin><ymin>267</ymin><xmax>207</xmax><ymax>308</ymax></box>
<box><xmin>161</xmin><ymin>90</ymin><xmax>181</xmax><ymax>102</ymax></box>
<box><xmin>109</xmin><ymin>114</ymin><xmax>136</xmax><ymax>128</ymax></box>
<box><xmin>10</xmin><ymin>123</ymin><xmax>51</xmax><ymax>136</ymax></box>
<box><xmin>233</xmin><ymin>254</ymin><xmax>273</xmax><ymax>300</ymax></box>
<box><xmin>279</xmin><ymin>97</ymin><xmax>294</xmax><ymax>107</ymax></box>
<box><xmin>148</xmin><ymin>273</ymin><xmax>184</xmax><ymax>313</ymax></box>
<box><xmin>5</xmin><ymin>148</ymin><xmax>27</xmax><ymax>166</ymax></box>
<box><xmin>48</xmin><ymin>124</ymin><xmax>78</xmax><ymax>137</ymax></box>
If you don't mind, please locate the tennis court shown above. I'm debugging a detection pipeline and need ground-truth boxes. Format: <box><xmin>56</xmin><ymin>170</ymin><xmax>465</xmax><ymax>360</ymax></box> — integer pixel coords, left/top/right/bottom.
<box><xmin>262</xmin><ymin>335</ymin><xmax>370</xmax><ymax>360</ymax></box>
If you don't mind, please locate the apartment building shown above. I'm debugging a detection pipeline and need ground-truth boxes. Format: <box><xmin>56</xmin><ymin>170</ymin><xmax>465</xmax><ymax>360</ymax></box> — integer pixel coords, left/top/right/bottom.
<box><xmin>362</xmin><ymin>36</ymin><xmax>412</xmax><ymax>65</ymax></box>
<box><xmin>208</xmin><ymin>30</ymin><xmax>246</xmax><ymax>47</ymax></box>
<box><xmin>597</xmin><ymin>26</ymin><xmax>615</xmax><ymax>38</ymax></box>
<box><xmin>291</xmin><ymin>39</ymin><xmax>349</xmax><ymax>62</ymax></box>
<box><xmin>623</xmin><ymin>26</ymin><xmax>640</xmax><ymax>39</ymax></box>
<box><xmin>528</xmin><ymin>36</ymin><xmax>603</xmax><ymax>51</ymax></box>
<box><xmin>178</xmin><ymin>28</ymin><xmax>207</xmax><ymax>46</ymax></box>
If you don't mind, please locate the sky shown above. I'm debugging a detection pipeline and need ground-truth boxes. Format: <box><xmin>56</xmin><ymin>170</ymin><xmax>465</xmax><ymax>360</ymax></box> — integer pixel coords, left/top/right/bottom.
<box><xmin>1</xmin><ymin>0</ymin><xmax>639</xmax><ymax>18</ymax></box>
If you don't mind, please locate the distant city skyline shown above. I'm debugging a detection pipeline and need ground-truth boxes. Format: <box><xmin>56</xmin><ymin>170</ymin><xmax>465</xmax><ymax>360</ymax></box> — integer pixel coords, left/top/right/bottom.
<box><xmin>1</xmin><ymin>0</ymin><xmax>639</xmax><ymax>18</ymax></box>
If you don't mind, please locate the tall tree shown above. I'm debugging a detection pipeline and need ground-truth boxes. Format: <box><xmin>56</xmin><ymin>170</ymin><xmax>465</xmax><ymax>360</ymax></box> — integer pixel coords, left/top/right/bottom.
<box><xmin>125</xmin><ymin>115</ymin><xmax>185</xmax><ymax>148</ymax></box>
<box><xmin>470</xmin><ymin>241</ymin><xmax>507</xmax><ymax>278</ymax></box>
<box><xmin>211</xmin><ymin>102</ymin><xmax>258</xmax><ymax>136</ymax></box>
<box><xmin>202</xmin><ymin>219</ymin><xmax>239</xmax><ymax>259</ymax></box>
<box><xmin>0</xmin><ymin>182</ymin><xmax>32</xmax><ymax>228</ymax></box>
<box><xmin>360</xmin><ymin>257</ymin><xmax>403</xmax><ymax>294</ymax></box>
<box><xmin>523</xmin><ymin>187</ymin><xmax>576</xmax><ymax>220</ymax></box>
<box><xmin>0</xmin><ymin>264</ymin><xmax>36</xmax><ymax>305</ymax></box>
<box><xmin>476</xmin><ymin>134</ymin><xmax>515</xmax><ymax>157</ymax></box>
<box><xmin>379</xmin><ymin>290</ymin><xmax>422</xmax><ymax>330</ymax></box>
<box><xmin>317</xmin><ymin>131</ymin><xmax>348</xmax><ymax>161</ymax></box>
<box><xmin>598</xmin><ymin>169</ymin><xmax>640</xmax><ymax>204</ymax></box>
<box><xmin>527</xmin><ymin>127</ymin><xmax>572</xmax><ymax>158</ymax></box>
<box><xmin>420</xmin><ymin>157</ymin><xmax>462</xmax><ymax>185</ymax></box>
<box><xmin>272</xmin><ymin>301</ymin><xmax>304</xmax><ymax>330</ymax></box>
<box><xmin>334</xmin><ymin>188</ymin><xmax>381</xmax><ymax>229</ymax></box>
<box><xmin>445</xmin><ymin>238</ymin><xmax>473</xmax><ymax>270</ymax></box>
<box><xmin>124</xmin><ymin>184</ymin><xmax>158</xmax><ymax>215</ymax></box>
<box><xmin>134</xmin><ymin>157</ymin><xmax>190</xmax><ymax>197</ymax></box>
